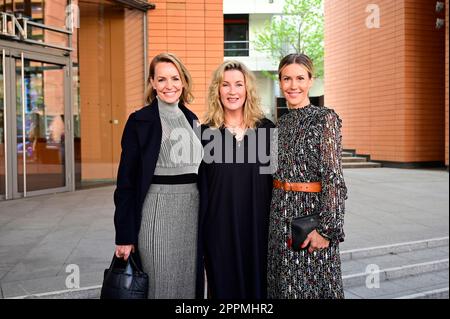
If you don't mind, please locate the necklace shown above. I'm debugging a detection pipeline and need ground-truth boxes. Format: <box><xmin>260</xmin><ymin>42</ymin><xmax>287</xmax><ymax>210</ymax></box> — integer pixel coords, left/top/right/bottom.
<box><xmin>224</xmin><ymin>120</ymin><xmax>246</xmax><ymax>144</ymax></box>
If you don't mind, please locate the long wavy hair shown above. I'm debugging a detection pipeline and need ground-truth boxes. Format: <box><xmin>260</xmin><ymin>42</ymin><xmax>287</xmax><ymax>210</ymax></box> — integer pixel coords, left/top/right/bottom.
<box><xmin>145</xmin><ymin>52</ymin><xmax>194</xmax><ymax>105</ymax></box>
<box><xmin>204</xmin><ymin>60</ymin><xmax>264</xmax><ymax>128</ymax></box>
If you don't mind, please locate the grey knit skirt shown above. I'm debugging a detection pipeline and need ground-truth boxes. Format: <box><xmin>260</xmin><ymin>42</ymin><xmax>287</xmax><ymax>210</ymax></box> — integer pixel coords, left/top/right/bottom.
<box><xmin>138</xmin><ymin>183</ymin><xmax>199</xmax><ymax>299</ymax></box>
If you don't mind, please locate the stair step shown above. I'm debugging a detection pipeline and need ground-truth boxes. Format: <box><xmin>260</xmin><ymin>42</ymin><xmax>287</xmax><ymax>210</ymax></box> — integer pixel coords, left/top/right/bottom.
<box><xmin>343</xmin><ymin>238</ymin><xmax>450</xmax><ymax>299</ymax></box>
<box><xmin>344</xmin><ymin>270</ymin><xmax>449</xmax><ymax>299</ymax></box>
<box><xmin>343</xmin><ymin>258</ymin><xmax>449</xmax><ymax>288</ymax></box>
<box><xmin>12</xmin><ymin>285</ymin><xmax>102</xmax><ymax>299</ymax></box>
<box><xmin>342</xmin><ymin>152</ymin><xmax>354</xmax><ymax>157</ymax></box>
<box><xmin>13</xmin><ymin>238</ymin><xmax>449</xmax><ymax>299</ymax></box>
<box><xmin>342</xmin><ymin>240</ymin><xmax>449</xmax><ymax>278</ymax></box>
<box><xmin>342</xmin><ymin>157</ymin><xmax>369</xmax><ymax>163</ymax></box>
<box><xmin>343</xmin><ymin>162</ymin><xmax>382</xmax><ymax>169</ymax></box>
<box><xmin>341</xmin><ymin>237</ymin><xmax>449</xmax><ymax>262</ymax></box>
<box><xmin>395</xmin><ymin>287</ymin><xmax>449</xmax><ymax>299</ymax></box>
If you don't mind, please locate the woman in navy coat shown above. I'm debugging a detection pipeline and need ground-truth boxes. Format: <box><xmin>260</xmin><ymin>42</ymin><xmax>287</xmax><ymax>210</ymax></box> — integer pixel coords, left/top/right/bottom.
<box><xmin>114</xmin><ymin>53</ymin><xmax>203</xmax><ymax>298</ymax></box>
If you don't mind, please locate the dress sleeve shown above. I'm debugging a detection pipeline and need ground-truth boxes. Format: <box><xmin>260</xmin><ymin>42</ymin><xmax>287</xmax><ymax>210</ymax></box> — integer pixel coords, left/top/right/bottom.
<box><xmin>316</xmin><ymin>110</ymin><xmax>347</xmax><ymax>242</ymax></box>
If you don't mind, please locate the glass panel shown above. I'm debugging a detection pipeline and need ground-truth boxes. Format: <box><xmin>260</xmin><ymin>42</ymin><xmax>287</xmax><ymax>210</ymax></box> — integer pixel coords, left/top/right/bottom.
<box><xmin>0</xmin><ymin>1</ymin><xmax>64</xmax><ymax>24</ymax></box>
<box><xmin>16</xmin><ymin>59</ymin><xmax>66</xmax><ymax>192</ymax></box>
<box><xmin>0</xmin><ymin>52</ymin><xmax>5</xmax><ymax>197</ymax></box>
<box><xmin>224</xmin><ymin>14</ymin><xmax>249</xmax><ymax>57</ymax></box>
<box><xmin>4</xmin><ymin>1</ymin><xmax>14</xmax><ymax>13</ymax></box>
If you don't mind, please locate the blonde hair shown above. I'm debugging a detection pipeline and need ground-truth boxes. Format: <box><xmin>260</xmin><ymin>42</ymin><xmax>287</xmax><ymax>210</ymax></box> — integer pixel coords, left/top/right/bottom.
<box><xmin>204</xmin><ymin>60</ymin><xmax>264</xmax><ymax>128</ymax></box>
<box><xmin>145</xmin><ymin>52</ymin><xmax>194</xmax><ymax>104</ymax></box>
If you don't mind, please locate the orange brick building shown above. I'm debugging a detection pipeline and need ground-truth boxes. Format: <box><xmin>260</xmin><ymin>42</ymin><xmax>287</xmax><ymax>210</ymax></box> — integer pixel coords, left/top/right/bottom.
<box><xmin>0</xmin><ymin>0</ymin><xmax>224</xmax><ymax>200</ymax></box>
<box><xmin>78</xmin><ymin>0</ymin><xmax>223</xmax><ymax>182</ymax></box>
<box><xmin>1</xmin><ymin>0</ymin><xmax>448</xmax><ymax>201</ymax></box>
<box><xmin>324</xmin><ymin>0</ymin><xmax>449</xmax><ymax>168</ymax></box>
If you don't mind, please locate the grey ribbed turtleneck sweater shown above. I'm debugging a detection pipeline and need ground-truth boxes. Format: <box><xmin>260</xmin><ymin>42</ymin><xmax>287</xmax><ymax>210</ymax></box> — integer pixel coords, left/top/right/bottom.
<box><xmin>154</xmin><ymin>97</ymin><xmax>203</xmax><ymax>176</ymax></box>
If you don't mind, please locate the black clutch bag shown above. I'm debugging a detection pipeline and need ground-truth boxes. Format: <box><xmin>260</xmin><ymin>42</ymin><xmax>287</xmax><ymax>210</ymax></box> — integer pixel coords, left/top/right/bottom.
<box><xmin>100</xmin><ymin>252</ymin><xmax>149</xmax><ymax>299</ymax></box>
<box><xmin>289</xmin><ymin>213</ymin><xmax>320</xmax><ymax>251</ymax></box>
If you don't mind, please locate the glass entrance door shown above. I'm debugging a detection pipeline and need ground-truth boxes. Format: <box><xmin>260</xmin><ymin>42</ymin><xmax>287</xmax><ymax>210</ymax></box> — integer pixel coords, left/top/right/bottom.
<box><xmin>0</xmin><ymin>47</ymin><xmax>72</xmax><ymax>199</ymax></box>
<box><xmin>16</xmin><ymin>57</ymin><xmax>67</xmax><ymax>195</ymax></box>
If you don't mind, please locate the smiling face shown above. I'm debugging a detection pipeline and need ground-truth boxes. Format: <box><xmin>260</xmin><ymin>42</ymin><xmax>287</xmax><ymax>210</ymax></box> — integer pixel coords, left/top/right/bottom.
<box><xmin>150</xmin><ymin>62</ymin><xmax>183</xmax><ymax>104</ymax></box>
<box><xmin>219</xmin><ymin>69</ymin><xmax>246</xmax><ymax>113</ymax></box>
<box><xmin>279</xmin><ymin>63</ymin><xmax>313</xmax><ymax>109</ymax></box>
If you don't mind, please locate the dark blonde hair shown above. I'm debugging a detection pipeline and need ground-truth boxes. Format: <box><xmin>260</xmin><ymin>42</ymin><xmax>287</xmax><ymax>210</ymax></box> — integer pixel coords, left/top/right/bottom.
<box><xmin>278</xmin><ymin>53</ymin><xmax>315</xmax><ymax>80</ymax></box>
<box><xmin>204</xmin><ymin>60</ymin><xmax>264</xmax><ymax>128</ymax></box>
<box><xmin>145</xmin><ymin>53</ymin><xmax>194</xmax><ymax>104</ymax></box>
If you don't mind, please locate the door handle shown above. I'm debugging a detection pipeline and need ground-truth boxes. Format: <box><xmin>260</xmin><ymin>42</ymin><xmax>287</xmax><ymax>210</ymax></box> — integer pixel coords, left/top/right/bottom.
<box><xmin>110</xmin><ymin>119</ymin><xmax>119</xmax><ymax>125</ymax></box>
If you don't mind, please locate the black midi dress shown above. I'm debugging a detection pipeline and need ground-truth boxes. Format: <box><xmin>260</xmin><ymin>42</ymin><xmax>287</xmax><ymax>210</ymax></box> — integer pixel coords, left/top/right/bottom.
<box><xmin>200</xmin><ymin>118</ymin><xmax>275</xmax><ymax>299</ymax></box>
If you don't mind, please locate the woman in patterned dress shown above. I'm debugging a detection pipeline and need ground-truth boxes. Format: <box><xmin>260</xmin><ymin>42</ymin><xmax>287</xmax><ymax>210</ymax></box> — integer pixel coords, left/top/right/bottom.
<box><xmin>267</xmin><ymin>53</ymin><xmax>347</xmax><ymax>299</ymax></box>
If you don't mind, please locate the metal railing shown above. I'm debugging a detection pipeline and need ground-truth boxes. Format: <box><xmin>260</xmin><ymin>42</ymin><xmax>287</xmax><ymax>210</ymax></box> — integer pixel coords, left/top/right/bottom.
<box><xmin>0</xmin><ymin>12</ymin><xmax>72</xmax><ymax>51</ymax></box>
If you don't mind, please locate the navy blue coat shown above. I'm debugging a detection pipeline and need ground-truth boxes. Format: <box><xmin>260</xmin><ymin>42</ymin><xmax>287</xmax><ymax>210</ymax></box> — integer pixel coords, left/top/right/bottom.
<box><xmin>113</xmin><ymin>98</ymin><xmax>201</xmax><ymax>245</ymax></box>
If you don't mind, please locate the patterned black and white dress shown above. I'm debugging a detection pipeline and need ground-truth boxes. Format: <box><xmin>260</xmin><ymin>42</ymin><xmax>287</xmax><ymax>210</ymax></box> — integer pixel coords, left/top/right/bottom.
<box><xmin>267</xmin><ymin>104</ymin><xmax>347</xmax><ymax>299</ymax></box>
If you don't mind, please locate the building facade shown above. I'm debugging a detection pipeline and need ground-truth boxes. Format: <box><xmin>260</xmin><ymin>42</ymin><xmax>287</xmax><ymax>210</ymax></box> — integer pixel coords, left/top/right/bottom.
<box><xmin>325</xmin><ymin>0</ymin><xmax>449</xmax><ymax>167</ymax></box>
<box><xmin>223</xmin><ymin>0</ymin><xmax>324</xmax><ymax>121</ymax></box>
<box><xmin>1</xmin><ymin>0</ymin><xmax>448</xmax><ymax>202</ymax></box>
<box><xmin>0</xmin><ymin>0</ymin><xmax>224</xmax><ymax>201</ymax></box>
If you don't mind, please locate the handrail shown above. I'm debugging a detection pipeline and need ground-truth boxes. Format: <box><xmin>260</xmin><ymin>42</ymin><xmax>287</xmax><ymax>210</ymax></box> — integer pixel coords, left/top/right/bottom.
<box><xmin>0</xmin><ymin>12</ymin><xmax>72</xmax><ymax>51</ymax></box>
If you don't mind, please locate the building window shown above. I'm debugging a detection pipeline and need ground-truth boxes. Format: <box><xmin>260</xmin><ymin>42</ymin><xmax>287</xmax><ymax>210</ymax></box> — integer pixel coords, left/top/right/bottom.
<box><xmin>224</xmin><ymin>14</ymin><xmax>249</xmax><ymax>57</ymax></box>
<box><xmin>1</xmin><ymin>0</ymin><xmax>44</xmax><ymax>21</ymax></box>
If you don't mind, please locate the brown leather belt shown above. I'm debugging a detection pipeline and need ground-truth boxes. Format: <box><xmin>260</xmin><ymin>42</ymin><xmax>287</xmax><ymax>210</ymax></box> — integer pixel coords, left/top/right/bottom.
<box><xmin>273</xmin><ymin>180</ymin><xmax>322</xmax><ymax>193</ymax></box>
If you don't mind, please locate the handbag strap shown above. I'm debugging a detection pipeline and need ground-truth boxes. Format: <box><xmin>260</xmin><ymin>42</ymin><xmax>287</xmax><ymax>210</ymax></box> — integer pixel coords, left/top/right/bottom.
<box><xmin>107</xmin><ymin>253</ymin><xmax>144</xmax><ymax>275</ymax></box>
<box><xmin>128</xmin><ymin>253</ymin><xmax>145</xmax><ymax>273</ymax></box>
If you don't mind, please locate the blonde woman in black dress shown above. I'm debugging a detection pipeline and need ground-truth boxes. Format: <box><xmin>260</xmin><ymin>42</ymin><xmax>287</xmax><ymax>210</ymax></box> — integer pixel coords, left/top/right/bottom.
<box><xmin>198</xmin><ymin>60</ymin><xmax>274</xmax><ymax>299</ymax></box>
<box><xmin>267</xmin><ymin>53</ymin><xmax>347</xmax><ymax>299</ymax></box>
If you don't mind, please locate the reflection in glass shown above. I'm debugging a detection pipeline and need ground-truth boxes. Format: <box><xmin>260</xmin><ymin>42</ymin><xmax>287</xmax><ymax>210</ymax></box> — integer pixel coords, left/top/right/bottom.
<box><xmin>0</xmin><ymin>1</ymin><xmax>46</xmax><ymax>21</ymax></box>
<box><xmin>16</xmin><ymin>59</ymin><xmax>66</xmax><ymax>192</ymax></box>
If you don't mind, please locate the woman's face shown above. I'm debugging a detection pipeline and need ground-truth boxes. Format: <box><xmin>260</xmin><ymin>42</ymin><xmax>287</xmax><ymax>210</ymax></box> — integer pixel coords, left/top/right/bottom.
<box><xmin>220</xmin><ymin>69</ymin><xmax>246</xmax><ymax>113</ymax></box>
<box><xmin>279</xmin><ymin>63</ymin><xmax>313</xmax><ymax>109</ymax></box>
<box><xmin>150</xmin><ymin>62</ymin><xmax>183</xmax><ymax>104</ymax></box>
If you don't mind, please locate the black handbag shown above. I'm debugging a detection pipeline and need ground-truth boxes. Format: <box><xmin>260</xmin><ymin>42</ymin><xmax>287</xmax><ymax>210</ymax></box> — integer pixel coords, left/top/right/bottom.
<box><xmin>289</xmin><ymin>213</ymin><xmax>320</xmax><ymax>251</ymax></box>
<box><xmin>100</xmin><ymin>252</ymin><xmax>149</xmax><ymax>299</ymax></box>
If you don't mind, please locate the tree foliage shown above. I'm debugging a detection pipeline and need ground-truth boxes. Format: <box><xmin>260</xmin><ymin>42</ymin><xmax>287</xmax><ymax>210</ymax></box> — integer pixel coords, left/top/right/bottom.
<box><xmin>253</xmin><ymin>0</ymin><xmax>324</xmax><ymax>78</ymax></box>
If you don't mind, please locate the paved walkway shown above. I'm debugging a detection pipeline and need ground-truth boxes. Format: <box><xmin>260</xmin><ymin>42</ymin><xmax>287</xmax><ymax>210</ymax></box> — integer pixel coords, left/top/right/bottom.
<box><xmin>0</xmin><ymin>168</ymin><xmax>448</xmax><ymax>298</ymax></box>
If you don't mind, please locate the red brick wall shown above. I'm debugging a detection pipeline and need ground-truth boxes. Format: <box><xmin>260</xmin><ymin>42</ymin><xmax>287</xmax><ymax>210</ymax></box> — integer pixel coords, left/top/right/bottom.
<box><xmin>147</xmin><ymin>0</ymin><xmax>224</xmax><ymax>117</ymax></box>
<box><xmin>324</xmin><ymin>0</ymin><xmax>446</xmax><ymax>164</ymax></box>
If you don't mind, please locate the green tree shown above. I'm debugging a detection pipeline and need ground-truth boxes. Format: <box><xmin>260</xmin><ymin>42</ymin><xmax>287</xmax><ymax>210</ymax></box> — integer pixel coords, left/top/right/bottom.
<box><xmin>253</xmin><ymin>0</ymin><xmax>324</xmax><ymax>78</ymax></box>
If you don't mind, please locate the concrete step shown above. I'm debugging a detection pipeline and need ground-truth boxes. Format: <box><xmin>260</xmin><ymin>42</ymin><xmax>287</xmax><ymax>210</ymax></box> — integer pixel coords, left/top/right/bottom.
<box><xmin>343</xmin><ymin>258</ymin><xmax>449</xmax><ymax>288</ymax></box>
<box><xmin>11</xmin><ymin>285</ymin><xmax>102</xmax><ymax>299</ymax></box>
<box><xmin>342</xmin><ymin>237</ymin><xmax>449</xmax><ymax>299</ymax></box>
<box><xmin>342</xmin><ymin>152</ymin><xmax>354</xmax><ymax>157</ymax></box>
<box><xmin>341</xmin><ymin>237</ymin><xmax>449</xmax><ymax>262</ymax></box>
<box><xmin>343</xmin><ymin>162</ymin><xmax>382</xmax><ymax>169</ymax></box>
<box><xmin>395</xmin><ymin>287</ymin><xmax>449</xmax><ymax>299</ymax></box>
<box><xmin>11</xmin><ymin>237</ymin><xmax>449</xmax><ymax>299</ymax></box>
<box><xmin>344</xmin><ymin>270</ymin><xmax>449</xmax><ymax>299</ymax></box>
<box><xmin>342</xmin><ymin>157</ymin><xmax>369</xmax><ymax>163</ymax></box>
